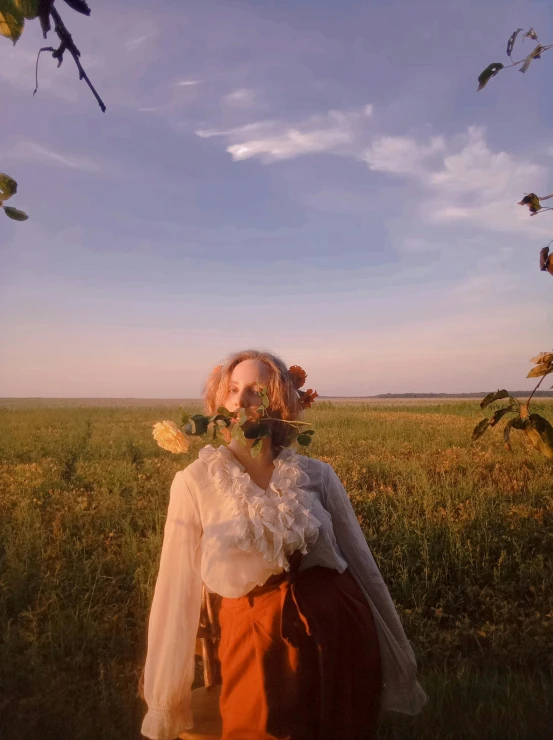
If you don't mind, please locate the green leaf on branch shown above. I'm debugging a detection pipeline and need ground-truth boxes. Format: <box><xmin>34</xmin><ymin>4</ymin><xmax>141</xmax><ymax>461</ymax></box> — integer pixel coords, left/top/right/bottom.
<box><xmin>477</xmin><ymin>63</ymin><xmax>504</xmax><ymax>91</ymax></box>
<box><xmin>244</xmin><ymin>423</ymin><xmax>262</xmax><ymax>440</ymax></box>
<box><xmin>296</xmin><ymin>433</ymin><xmax>312</xmax><ymax>446</ymax></box>
<box><xmin>17</xmin><ymin>0</ymin><xmax>39</xmax><ymax>19</ymax></box>
<box><xmin>3</xmin><ymin>206</ymin><xmax>28</xmax><ymax>221</ymax></box>
<box><xmin>244</xmin><ymin>423</ymin><xmax>270</xmax><ymax>440</ymax></box>
<box><xmin>480</xmin><ymin>389</ymin><xmax>510</xmax><ymax>410</ymax></box>
<box><xmin>0</xmin><ymin>172</ymin><xmax>17</xmax><ymax>203</ymax></box>
<box><xmin>217</xmin><ymin>406</ymin><xmax>231</xmax><ymax>417</ymax></box>
<box><xmin>232</xmin><ymin>424</ymin><xmax>247</xmax><ymax>446</ymax></box>
<box><xmin>0</xmin><ymin>0</ymin><xmax>25</xmax><ymax>44</ymax></box>
<box><xmin>190</xmin><ymin>416</ymin><xmax>208</xmax><ymax>436</ymax></box>
<box><xmin>250</xmin><ymin>438</ymin><xmax>262</xmax><ymax>459</ymax></box>
<box><xmin>472</xmin><ymin>418</ymin><xmax>490</xmax><ymax>441</ymax></box>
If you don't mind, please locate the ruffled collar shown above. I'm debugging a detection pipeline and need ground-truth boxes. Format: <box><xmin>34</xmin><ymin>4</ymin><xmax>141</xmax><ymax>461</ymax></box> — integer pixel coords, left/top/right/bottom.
<box><xmin>198</xmin><ymin>444</ymin><xmax>320</xmax><ymax>569</ymax></box>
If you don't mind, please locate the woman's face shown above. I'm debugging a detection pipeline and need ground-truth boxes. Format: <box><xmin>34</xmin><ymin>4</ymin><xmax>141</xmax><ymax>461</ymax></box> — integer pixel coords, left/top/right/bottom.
<box><xmin>223</xmin><ymin>359</ymin><xmax>272</xmax><ymax>416</ymax></box>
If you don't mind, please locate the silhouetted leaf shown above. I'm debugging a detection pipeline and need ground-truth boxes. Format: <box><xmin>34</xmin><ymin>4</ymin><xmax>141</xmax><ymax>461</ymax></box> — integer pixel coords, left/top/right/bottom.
<box><xmin>507</xmin><ymin>28</ymin><xmax>523</xmax><ymax>58</ymax></box>
<box><xmin>480</xmin><ymin>389</ymin><xmax>510</xmax><ymax>410</ymax></box>
<box><xmin>472</xmin><ymin>418</ymin><xmax>490</xmax><ymax>441</ymax></box>
<box><xmin>296</xmin><ymin>433</ymin><xmax>312</xmax><ymax>446</ymax></box>
<box><xmin>37</xmin><ymin>0</ymin><xmax>52</xmax><ymax>37</ymax></box>
<box><xmin>523</xmin><ymin>28</ymin><xmax>538</xmax><ymax>42</ymax></box>
<box><xmin>62</xmin><ymin>0</ymin><xmax>90</xmax><ymax>15</ymax></box>
<box><xmin>477</xmin><ymin>63</ymin><xmax>504</xmax><ymax>91</ymax></box>
<box><xmin>3</xmin><ymin>206</ymin><xmax>28</xmax><ymax>221</ymax></box>
<box><xmin>490</xmin><ymin>404</ymin><xmax>517</xmax><ymax>427</ymax></box>
<box><xmin>539</xmin><ymin>247</ymin><xmax>553</xmax><ymax>275</ymax></box>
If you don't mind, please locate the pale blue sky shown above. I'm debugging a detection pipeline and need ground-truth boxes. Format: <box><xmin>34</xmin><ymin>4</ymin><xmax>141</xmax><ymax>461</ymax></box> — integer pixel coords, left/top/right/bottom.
<box><xmin>1</xmin><ymin>0</ymin><xmax>552</xmax><ymax>397</ymax></box>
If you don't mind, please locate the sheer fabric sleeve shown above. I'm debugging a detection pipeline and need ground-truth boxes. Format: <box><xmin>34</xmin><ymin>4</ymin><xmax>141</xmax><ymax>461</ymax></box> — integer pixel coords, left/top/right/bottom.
<box><xmin>322</xmin><ymin>462</ymin><xmax>427</xmax><ymax>715</ymax></box>
<box><xmin>141</xmin><ymin>470</ymin><xmax>203</xmax><ymax>739</ymax></box>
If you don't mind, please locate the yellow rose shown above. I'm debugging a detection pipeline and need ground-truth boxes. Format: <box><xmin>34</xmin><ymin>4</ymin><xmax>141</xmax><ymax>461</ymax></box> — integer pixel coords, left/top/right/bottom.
<box><xmin>152</xmin><ymin>420</ymin><xmax>190</xmax><ymax>454</ymax></box>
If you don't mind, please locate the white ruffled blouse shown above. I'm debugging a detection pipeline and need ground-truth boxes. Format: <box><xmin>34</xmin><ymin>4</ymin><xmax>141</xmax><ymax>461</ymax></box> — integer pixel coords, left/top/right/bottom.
<box><xmin>141</xmin><ymin>444</ymin><xmax>427</xmax><ymax>740</ymax></box>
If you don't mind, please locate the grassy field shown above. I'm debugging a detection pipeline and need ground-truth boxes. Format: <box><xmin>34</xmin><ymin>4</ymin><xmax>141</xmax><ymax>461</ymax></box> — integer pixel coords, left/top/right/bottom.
<box><xmin>0</xmin><ymin>399</ymin><xmax>552</xmax><ymax>740</ymax></box>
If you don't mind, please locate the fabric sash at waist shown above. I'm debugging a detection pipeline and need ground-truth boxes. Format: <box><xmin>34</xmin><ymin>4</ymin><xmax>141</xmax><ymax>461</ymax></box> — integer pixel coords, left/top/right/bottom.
<box><xmin>222</xmin><ymin>550</ymin><xmax>343</xmax><ymax>649</ymax></box>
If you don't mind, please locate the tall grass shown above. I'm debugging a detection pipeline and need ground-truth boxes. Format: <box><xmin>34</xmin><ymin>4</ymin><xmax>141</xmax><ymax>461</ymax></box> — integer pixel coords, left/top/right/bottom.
<box><xmin>0</xmin><ymin>401</ymin><xmax>552</xmax><ymax>739</ymax></box>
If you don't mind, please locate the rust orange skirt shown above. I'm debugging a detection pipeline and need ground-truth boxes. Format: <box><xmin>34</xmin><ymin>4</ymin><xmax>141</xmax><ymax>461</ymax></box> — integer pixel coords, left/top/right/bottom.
<box><xmin>217</xmin><ymin>554</ymin><xmax>382</xmax><ymax>740</ymax></box>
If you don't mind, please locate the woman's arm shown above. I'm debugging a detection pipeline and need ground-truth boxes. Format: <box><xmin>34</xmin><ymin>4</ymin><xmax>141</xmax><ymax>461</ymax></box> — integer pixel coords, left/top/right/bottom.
<box><xmin>322</xmin><ymin>462</ymin><xmax>427</xmax><ymax>714</ymax></box>
<box><xmin>141</xmin><ymin>470</ymin><xmax>203</xmax><ymax>740</ymax></box>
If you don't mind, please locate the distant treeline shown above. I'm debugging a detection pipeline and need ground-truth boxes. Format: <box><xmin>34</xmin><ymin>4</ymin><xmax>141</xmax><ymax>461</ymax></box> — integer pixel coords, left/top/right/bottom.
<box><xmin>362</xmin><ymin>391</ymin><xmax>553</xmax><ymax>399</ymax></box>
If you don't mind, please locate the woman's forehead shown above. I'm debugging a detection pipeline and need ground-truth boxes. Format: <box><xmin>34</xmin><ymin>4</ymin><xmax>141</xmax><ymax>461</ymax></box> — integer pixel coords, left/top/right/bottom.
<box><xmin>229</xmin><ymin>359</ymin><xmax>270</xmax><ymax>382</ymax></box>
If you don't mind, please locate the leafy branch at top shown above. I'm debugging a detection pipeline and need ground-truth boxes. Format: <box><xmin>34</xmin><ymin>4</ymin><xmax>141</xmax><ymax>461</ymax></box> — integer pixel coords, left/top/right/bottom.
<box><xmin>477</xmin><ymin>26</ymin><xmax>553</xmax><ymax>279</ymax></box>
<box><xmin>0</xmin><ymin>0</ymin><xmax>106</xmax><ymax>112</ymax></box>
<box><xmin>477</xmin><ymin>27</ymin><xmax>553</xmax><ymax>91</ymax></box>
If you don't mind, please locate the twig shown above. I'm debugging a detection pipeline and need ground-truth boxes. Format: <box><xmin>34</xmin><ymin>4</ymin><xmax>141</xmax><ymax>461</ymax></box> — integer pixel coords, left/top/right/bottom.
<box><xmin>527</xmin><ymin>373</ymin><xmax>549</xmax><ymax>409</ymax></box>
<box><xmin>33</xmin><ymin>46</ymin><xmax>55</xmax><ymax>97</ymax></box>
<box><xmin>35</xmin><ymin>5</ymin><xmax>106</xmax><ymax>112</ymax></box>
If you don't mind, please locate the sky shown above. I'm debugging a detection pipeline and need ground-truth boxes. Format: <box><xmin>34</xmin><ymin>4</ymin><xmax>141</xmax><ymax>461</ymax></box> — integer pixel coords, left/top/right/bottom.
<box><xmin>1</xmin><ymin>0</ymin><xmax>552</xmax><ymax>397</ymax></box>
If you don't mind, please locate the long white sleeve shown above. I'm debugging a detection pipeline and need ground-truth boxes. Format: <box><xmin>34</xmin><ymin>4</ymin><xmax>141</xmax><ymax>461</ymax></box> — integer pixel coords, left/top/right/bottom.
<box><xmin>322</xmin><ymin>463</ymin><xmax>427</xmax><ymax>715</ymax></box>
<box><xmin>141</xmin><ymin>471</ymin><xmax>203</xmax><ymax>739</ymax></box>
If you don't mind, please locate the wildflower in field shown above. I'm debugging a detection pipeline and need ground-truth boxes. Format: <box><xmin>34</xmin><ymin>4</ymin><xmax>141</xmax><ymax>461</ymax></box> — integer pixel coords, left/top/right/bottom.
<box><xmin>152</xmin><ymin>420</ymin><xmax>190</xmax><ymax>454</ymax></box>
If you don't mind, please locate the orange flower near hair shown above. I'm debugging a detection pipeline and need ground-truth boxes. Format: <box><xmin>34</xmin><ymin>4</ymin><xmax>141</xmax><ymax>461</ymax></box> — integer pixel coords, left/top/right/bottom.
<box><xmin>288</xmin><ymin>365</ymin><xmax>307</xmax><ymax>389</ymax></box>
<box><xmin>300</xmin><ymin>389</ymin><xmax>319</xmax><ymax>409</ymax></box>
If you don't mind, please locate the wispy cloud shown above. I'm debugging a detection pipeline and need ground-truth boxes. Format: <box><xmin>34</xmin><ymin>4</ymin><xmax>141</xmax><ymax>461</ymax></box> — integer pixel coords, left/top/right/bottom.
<box><xmin>362</xmin><ymin>135</ymin><xmax>445</xmax><ymax>176</ymax></box>
<box><xmin>7</xmin><ymin>141</ymin><xmax>106</xmax><ymax>173</ymax></box>
<box><xmin>195</xmin><ymin>105</ymin><xmax>374</xmax><ymax>162</ymax></box>
<box><xmin>363</xmin><ymin>126</ymin><xmax>551</xmax><ymax>237</ymax></box>
<box><xmin>125</xmin><ymin>32</ymin><xmax>158</xmax><ymax>51</ymax></box>
<box><xmin>223</xmin><ymin>88</ymin><xmax>256</xmax><ymax>107</ymax></box>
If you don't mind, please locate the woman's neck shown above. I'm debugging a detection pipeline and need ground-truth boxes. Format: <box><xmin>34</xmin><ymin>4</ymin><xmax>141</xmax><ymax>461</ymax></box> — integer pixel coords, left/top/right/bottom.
<box><xmin>227</xmin><ymin>436</ymin><xmax>278</xmax><ymax>471</ymax></box>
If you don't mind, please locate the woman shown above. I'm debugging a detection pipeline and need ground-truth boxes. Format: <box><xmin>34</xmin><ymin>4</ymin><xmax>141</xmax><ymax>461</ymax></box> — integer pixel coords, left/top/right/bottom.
<box><xmin>141</xmin><ymin>349</ymin><xmax>426</xmax><ymax>740</ymax></box>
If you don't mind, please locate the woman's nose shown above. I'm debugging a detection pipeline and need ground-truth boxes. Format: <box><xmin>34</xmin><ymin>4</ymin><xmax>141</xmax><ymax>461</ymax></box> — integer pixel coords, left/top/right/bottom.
<box><xmin>236</xmin><ymin>392</ymin><xmax>249</xmax><ymax>408</ymax></box>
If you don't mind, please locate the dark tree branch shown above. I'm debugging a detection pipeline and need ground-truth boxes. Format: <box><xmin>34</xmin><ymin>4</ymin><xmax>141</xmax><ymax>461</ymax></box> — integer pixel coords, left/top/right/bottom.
<box><xmin>34</xmin><ymin>4</ymin><xmax>106</xmax><ymax>112</ymax></box>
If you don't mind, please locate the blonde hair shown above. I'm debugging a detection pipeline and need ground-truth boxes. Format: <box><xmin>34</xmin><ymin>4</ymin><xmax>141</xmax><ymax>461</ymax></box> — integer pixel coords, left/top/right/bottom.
<box><xmin>202</xmin><ymin>349</ymin><xmax>303</xmax><ymax>450</ymax></box>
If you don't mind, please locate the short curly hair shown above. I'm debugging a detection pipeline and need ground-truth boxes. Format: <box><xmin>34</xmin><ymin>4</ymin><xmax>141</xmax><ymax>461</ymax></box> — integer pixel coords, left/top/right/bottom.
<box><xmin>202</xmin><ymin>349</ymin><xmax>303</xmax><ymax>449</ymax></box>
